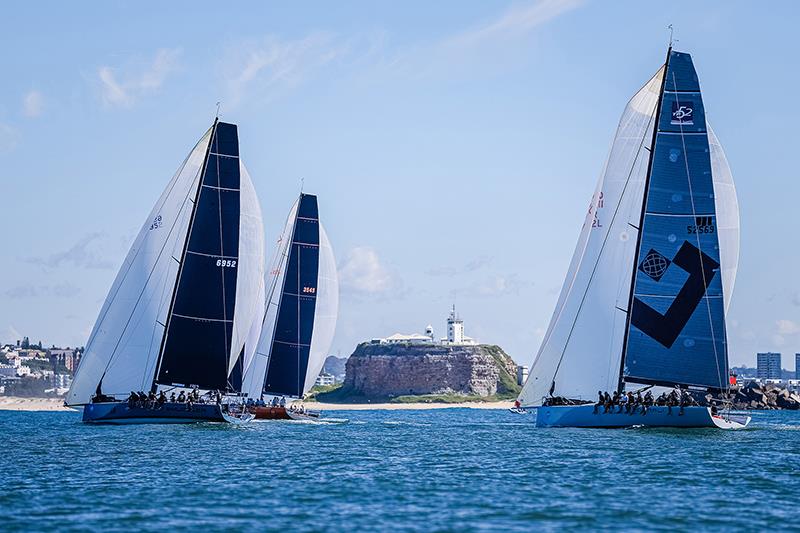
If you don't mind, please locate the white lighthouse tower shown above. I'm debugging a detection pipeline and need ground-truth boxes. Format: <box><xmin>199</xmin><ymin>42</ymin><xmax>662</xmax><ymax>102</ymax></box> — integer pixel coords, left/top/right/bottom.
<box><xmin>447</xmin><ymin>305</ymin><xmax>465</xmax><ymax>344</ymax></box>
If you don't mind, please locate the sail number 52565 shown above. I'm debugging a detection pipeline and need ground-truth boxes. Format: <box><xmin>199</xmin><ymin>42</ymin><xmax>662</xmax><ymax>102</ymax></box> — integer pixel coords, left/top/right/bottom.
<box><xmin>216</xmin><ymin>259</ymin><xmax>237</xmax><ymax>268</ymax></box>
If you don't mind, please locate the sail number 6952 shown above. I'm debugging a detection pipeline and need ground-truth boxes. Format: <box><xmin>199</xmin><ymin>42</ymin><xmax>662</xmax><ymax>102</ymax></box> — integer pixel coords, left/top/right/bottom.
<box><xmin>216</xmin><ymin>259</ymin><xmax>237</xmax><ymax>268</ymax></box>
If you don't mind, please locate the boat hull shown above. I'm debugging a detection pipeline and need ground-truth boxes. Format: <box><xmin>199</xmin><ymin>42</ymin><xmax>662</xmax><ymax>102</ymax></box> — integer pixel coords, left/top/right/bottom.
<box><xmin>82</xmin><ymin>401</ymin><xmax>229</xmax><ymax>424</ymax></box>
<box><xmin>252</xmin><ymin>406</ymin><xmax>321</xmax><ymax>421</ymax></box>
<box><xmin>252</xmin><ymin>406</ymin><xmax>291</xmax><ymax>420</ymax></box>
<box><xmin>535</xmin><ymin>404</ymin><xmax>750</xmax><ymax>429</ymax></box>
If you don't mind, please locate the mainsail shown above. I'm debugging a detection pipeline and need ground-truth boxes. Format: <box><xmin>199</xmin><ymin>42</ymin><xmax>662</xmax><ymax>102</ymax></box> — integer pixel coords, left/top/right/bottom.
<box><xmin>622</xmin><ymin>51</ymin><xmax>727</xmax><ymax>390</ymax></box>
<box><xmin>519</xmin><ymin>50</ymin><xmax>738</xmax><ymax>407</ymax></box>
<box><xmin>67</xmin><ymin>120</ymin><xmax>265</xmax><ymax>405</ymax></box>
<box><xmin>241</xmin><ymin>193</ymin><xmax>339</xmax><ymax>399</ymax></box>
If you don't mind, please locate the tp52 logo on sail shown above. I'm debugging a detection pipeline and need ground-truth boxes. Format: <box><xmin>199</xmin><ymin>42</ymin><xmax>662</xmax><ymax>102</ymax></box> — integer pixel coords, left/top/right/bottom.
<box><xmin>671</xmin><ymin>101</ymin><xmax>693</xmax><ymax>125</ymax></box>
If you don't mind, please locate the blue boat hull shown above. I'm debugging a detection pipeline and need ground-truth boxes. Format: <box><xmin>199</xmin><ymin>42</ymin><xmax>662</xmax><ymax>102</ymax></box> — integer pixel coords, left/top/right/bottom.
<box><xmin>82</xmin><ymin>401</ymin><xmax>227</xmax><ymax>424</ymax></box>
<box><xmin>535</xmin><ymin>404</ymin><xmax>749</xmax><ymax>429</ymax></box>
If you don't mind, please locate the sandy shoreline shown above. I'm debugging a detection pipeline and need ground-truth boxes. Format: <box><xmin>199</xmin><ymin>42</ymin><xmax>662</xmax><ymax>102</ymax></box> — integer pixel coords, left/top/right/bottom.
<box><xmin>0</xmin><ymin>396</ymin><xmax>514</xmax><ymax>412</ymax></box>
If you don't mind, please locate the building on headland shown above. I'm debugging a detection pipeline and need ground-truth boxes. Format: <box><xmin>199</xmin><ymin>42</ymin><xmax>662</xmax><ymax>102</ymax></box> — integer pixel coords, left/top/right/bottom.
<box><xmin>371</xmin><ymin>305</ymin><xmax>477</xmax><ymax>346</ymax></box>
<box><xmin>315</xmin><ymin>372</ymin><xmax>335</xmax><ymax>387</ymax></box>
<box><xmin>796</xmin><ymin>354</ymin><xmax>800</xmax><ymax>380</ymax></box>
<box><xmin>516</xmin><ymin>365</ymin><xmax>529</xmax><ymax>387</ymax></box>
<box><xmin>757</xmin><ymin>352</ymin><xmax>782</xmax><ymax>380</ymax></box>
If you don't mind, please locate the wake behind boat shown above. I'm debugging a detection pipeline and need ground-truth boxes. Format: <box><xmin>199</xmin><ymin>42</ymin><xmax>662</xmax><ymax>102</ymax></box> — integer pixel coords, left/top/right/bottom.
<box><xmin>66</xmin><ymin>119</ymin><xmax>265</xmax><ymax>424</ymax></box>
<box><xmin>517</xmin><ymin>47</ymin><xmax>750</xmax><ymax>430</ymax></box>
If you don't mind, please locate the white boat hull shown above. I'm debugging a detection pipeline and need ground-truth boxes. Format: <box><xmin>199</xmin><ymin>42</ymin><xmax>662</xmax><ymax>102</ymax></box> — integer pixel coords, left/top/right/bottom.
<box><xmin>534</xmin><ymin>404</ymin><xmax>750</xmax><ymax>429</ymax></box>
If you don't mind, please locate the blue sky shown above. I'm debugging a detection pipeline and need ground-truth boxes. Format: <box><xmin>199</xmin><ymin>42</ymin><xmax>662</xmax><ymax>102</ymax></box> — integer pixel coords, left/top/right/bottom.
<box><xmin>1</xmin><ymin>1</ymin><xmax>798</xmax><ymax>368</ymax></box>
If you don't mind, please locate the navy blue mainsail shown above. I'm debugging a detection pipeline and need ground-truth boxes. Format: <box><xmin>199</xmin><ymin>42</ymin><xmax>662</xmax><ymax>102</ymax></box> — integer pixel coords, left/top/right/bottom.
<box><xmin>622</xmin><ymin>51</ymin><xmax>727</xmax><ymax>390</ymax></box>
<box><xmin>263</xmin><ymin>194</ymin><xmax>320</xmax><ymax>398</ymax></box>
<box><xmin>156</xmin><ymin>121</ymin><xmax>241</xmax><ymax>391</ymax></box>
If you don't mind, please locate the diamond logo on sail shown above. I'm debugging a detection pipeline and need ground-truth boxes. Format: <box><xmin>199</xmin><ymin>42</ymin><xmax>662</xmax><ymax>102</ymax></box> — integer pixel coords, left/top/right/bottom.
<box><xmin>671</xmin><ymin>101</ymin><xmax>694</xmax><ymax>125</ymax></box>
<box><xmin>639</xmin><ymin>249</ymin><xmax>670</xmax><ymax>281</ymax></box>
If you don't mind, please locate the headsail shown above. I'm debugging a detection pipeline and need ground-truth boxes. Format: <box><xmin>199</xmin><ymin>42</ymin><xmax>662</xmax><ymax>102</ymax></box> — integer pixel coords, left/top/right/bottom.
<box><xmin>517</xmin><ymin>68</ymin><xmax>663</xmax><ymax>407</ymax></box>
<box><xmin>622</xmin><ymin>51</ymin><xmax>728</xmax><ymax>391</ymax></box>
<box><xmin>66</xmin><ymin>128</ymin><xmax>213</xmax><ymax>405</ymax></box>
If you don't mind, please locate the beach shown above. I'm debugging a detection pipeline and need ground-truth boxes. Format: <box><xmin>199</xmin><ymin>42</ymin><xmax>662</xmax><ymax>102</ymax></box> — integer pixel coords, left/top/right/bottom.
<box><xmin>0</xmin><ymin>396</ymin><xmax>513</xmax><ymax>412</ymax></box>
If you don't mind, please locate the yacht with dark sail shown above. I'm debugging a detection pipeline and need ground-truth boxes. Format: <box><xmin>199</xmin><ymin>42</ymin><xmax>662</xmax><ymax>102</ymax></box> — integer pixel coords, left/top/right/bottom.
<box><xmin>241</xmin><ymin>193</ymin><xmax>339</xmax><ymax>420</ymax></box>
<box><xmin>517</xmin><ymin>47</ymin><xmax>750</xmax><ymax>429</ymax></box>
<box><xmin>66</xmin><ymin>119</ymin><xmax>265</xmax><ymax>424</ymax></box>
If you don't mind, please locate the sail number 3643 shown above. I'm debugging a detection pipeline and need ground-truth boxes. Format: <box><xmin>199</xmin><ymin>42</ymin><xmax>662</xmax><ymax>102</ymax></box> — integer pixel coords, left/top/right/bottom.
<box><xmin>216</xmin><ymin>259</ymin><xmax>237</xmax><ymax>268</ymax></box>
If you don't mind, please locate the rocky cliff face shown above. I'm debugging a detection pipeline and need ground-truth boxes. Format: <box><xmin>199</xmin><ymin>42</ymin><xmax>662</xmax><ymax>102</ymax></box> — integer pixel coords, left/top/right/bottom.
<box><xmin>343</xmin><ymin>342</ymin><xmax>520</xmax><ymax>399</ymax></box>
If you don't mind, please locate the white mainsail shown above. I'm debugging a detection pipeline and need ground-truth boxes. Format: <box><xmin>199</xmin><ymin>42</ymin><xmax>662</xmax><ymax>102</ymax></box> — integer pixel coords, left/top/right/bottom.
<box><xmin>67</xmin><ymin>128</ymin><xmax>212</xmax><ymax>405</ymax></box>
<box><xmin>518</xmin><ymin>68</ymin><xmax>664</xmax><ymax>407</ymax></box>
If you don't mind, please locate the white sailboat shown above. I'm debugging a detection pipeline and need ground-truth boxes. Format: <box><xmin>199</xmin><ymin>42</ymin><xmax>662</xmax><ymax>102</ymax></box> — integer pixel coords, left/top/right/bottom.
<box><xmin>241</xmin><ymin>193</ymin><xmax>339</xmax><ymax>420</ymax></box>
<box><xmin>66</xmin><ymin>119</ymin><xmax>265</xmax><ymax>424</ymax></box>
<box><xmin>517</xmin><ymin>48</ymin><xmax>750</xmax><ymax>429</ymax></box>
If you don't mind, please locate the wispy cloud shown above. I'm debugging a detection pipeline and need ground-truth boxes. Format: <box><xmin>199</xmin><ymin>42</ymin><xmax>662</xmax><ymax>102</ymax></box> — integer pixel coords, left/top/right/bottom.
<box><xmin>427</xmin><ymin>255</ymin><xmax>492</xmax><ymax>277</ymax></box>
<box><xmin>380</xmin><ymin>0</ymin><xmax>584</xmax><ymax>79</ymax></box>
<box><xmin>223</xmin><ymin>33</ymin><xmax>348</xmax><ymax>107</ymax></box>
<box><xmin>443</xmin><ymin>0</ymin><xmax>584</xmax><ymax>50</ymax></box>
<box><xmin>777</xmin><ymin>319</ymin><xmax>800</xmax><ymax>336</ymax></box>
<box><xmin>98</xmin><ymin>48</ymin><xmax>181</xmax><ymax>107</ymax></box>
<box><xmin>4</xmin><ymin>282</ymin><xmax>80</xmax><ymax>299</ymax></box>
<box><xmin>22</xmin><ymin>90</ymin><xmax>44</xmax><ymax>117</ymax></box>
<box><xmin>338</xmin><ymin>246</ymin><xmax>402</xmax><ymax>298</ymax></box>
<box><xmin>25</xmin><ymin>232</ymin><xmax>114</xmax><ymax>271</ymax></box>
<box><xmin>450</xmin><ymin>273</ymin><xmax>532</xmax><ymax>299</ymax></box>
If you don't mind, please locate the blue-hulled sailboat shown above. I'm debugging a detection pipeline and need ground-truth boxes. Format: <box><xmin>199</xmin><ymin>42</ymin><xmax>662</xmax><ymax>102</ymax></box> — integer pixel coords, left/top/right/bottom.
<box><xmin>241</xmin><ymin>193</ymin><xmax>339</xmax><ymax>420</ymax></box>
<box><xmin>517</xmin><ymin>48</ymin><xmax>750</xmax><ymax>429</ymax></box>
<box><xmin>66</xmin><ymin>119</ymin><xmax>265</xmax><ymax>424</ymax></box>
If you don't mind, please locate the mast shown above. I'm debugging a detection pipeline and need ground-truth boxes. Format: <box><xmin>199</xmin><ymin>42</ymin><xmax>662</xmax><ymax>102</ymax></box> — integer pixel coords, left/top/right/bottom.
<box><xmin>150</xmin><ymin>119</ymin><xmax>218</xmax><ymax>393</ymax></box>
<box><xmin>617</xmin><ymin>47</ymin><xmax>672</xmax><ymax>393</ymax></box>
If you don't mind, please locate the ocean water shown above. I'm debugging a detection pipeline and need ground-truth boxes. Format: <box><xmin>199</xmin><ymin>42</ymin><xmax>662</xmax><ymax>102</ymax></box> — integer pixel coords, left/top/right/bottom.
<box><xmin>2</xmin><ymin>408</ymin><xmax>799</xmax><ymax>532</ymax></box>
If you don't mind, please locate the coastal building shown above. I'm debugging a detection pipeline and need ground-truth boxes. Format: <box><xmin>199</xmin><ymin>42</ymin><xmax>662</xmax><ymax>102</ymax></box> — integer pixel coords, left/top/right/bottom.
<box><xmin>796</xmin><ymin>354</ymin><xmax>800</xmax><ymax>380</ymax></box>
<box><xmin>315</xmin><ymin>372</ymin><xmax>335</xmax><ymax>387</ymax></box>
<box><xmin>757</xmin><ymin>352</ymin><xmax>782</xmax><ymax>380</ymax></box>
<box><xmin>517</xmin><ymin>365</ymin><xmax>529</xmax><ymax>386</ymax></box>
<box><xmin>372</xmin><ymin>306</ymin><xmax>477</xmax><ymax>346</ymax></box>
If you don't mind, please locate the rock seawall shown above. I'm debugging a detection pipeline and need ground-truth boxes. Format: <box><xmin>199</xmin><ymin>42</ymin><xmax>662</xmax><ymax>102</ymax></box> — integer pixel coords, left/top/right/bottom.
<box><xmin>343</xmin><ymin>343</ymin><xmax>519</xmax><ymax>399</ymax></box>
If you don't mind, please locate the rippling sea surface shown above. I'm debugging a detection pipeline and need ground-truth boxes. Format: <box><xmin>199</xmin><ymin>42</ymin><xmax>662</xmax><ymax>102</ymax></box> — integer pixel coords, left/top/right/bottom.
<box><xmin>2</xmin><ymin>408</ymin><xmax>799</xmax><ymax>532</ymax></box>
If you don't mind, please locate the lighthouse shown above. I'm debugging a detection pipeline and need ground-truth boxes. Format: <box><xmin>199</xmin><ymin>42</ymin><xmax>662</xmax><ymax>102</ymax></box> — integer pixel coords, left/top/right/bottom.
<box><xmin>447</xmin><ymin>305</ymin><xmax>465</xmax><ymax>344</ymax></box>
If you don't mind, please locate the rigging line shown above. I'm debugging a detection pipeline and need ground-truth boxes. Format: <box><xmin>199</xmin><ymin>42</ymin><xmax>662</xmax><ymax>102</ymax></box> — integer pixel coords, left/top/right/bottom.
<box><xmin>525</xmin><ymin>68</ymin><xmax>667</xmax><ymax>394</ymax></box>
<box><xmin>672</xmin><ymin>73</ymin><xmax>726</xmax><ymax>397</ymax></box>
<box><xmin>547</xmin><ymin>84</ymin><xmax>661</xmax><ymax>393</ymax></box>
<box><xmin>98</xmin><ymin>146</ymin><xmax>209</xmax><ymax>382</ymax></box>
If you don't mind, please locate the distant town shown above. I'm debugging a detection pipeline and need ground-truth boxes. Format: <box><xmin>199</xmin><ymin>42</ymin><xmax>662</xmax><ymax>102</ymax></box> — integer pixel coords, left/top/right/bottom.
<box><xmin>0</xmin><ymin>337</ymin><xmax>82</xmax><ymax>397</ymax></box>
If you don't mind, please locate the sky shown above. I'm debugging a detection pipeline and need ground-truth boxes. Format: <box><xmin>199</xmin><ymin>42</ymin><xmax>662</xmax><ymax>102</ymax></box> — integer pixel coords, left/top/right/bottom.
<box><xmin>1</xmin><ymin>1</ymin><xmax>799</xmax><ymax>369</ymax></box>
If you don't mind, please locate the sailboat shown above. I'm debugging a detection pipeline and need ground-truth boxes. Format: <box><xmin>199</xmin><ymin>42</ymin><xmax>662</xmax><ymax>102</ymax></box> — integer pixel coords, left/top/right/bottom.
<box><xmin>517</xmin><ymin>48</ymin><xmax>750</xmax><ymax>429</ymax></box>
<box><xmin>240</xmin><ymin>193</ymin><xmax>339</xmax><ymax>420</ymax></box>
<box><xmin>66</xmin><ymin>119</ymin><xmax>265</xmax><ymax>424</ymax></box>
